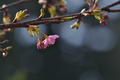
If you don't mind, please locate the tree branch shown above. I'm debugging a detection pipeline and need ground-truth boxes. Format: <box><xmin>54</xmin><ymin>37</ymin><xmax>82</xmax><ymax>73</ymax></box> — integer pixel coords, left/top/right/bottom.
<box><xmin>0</xmin><ymin>20</ymin><xmax>64</xmax><ymax>29</ymax></box>
<box><xmin>0</xmin><ymin>0</ymin><xmax>120</xmax><ymax>29</ymax></box>
<box><xmin>101</xmin><ymin>0</ymin><xmax>120</xmax><ymax>12</ymax></box>
<box><xmin>0</xmin><ymin>12</ymin><xmax>84</xmax><ymax>29</ymax></box>
<box><xmin>0</xmin><ymin>0</ymin><xmax>38</xmax><ymax>11</ymax></box>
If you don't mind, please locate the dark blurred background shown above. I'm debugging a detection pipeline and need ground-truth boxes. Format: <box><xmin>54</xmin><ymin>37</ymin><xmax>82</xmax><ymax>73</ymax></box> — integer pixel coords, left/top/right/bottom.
<box><xmin>0</xmin><ymin>0</ymin><xmax>120</xmax><ymax>80</ymax></box>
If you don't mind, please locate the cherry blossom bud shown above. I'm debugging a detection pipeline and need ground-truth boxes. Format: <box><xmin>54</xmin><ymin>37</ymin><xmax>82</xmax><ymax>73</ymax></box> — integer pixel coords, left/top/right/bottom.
<box><xmin>100</xmin><ymin>20</ymin><xmax>107</xmax><ymax>26</ymax></box>
<box><xmin>60</xmin><ymin>6</ymin><xmax>67</xmax><ymax>13</ymax></box>
<box><xmin>2</xmin><ymin>4</ymin><xmax>11</xmax><ymax>24</ymax></box>
<box><xmin>2</xmin><ymin>4</ymin><xmax>7</xmax><ymax>8</ymax></box>
<box><xmin>102</xmin><ymin>13</ymin><xmax>109</xmax><ymax>20</ymax></box>
<box><xmin>7</xmin><ymin>28</ymin><xmax>12</xmax><ymax>32</ymax></box>
<box><xmin>2</xmin><ymin>52</ymin><xmax>8</xmax><ymax>57</ymax></box>
<box><xmin>38</xmin><ymin>0</ymin><xmax>47</xmax><ymax>4</ymax></box>
<box><xmin>3</xmin><ymin>14</ymin><xmax>11</xmax><ymax>24</ymax></box>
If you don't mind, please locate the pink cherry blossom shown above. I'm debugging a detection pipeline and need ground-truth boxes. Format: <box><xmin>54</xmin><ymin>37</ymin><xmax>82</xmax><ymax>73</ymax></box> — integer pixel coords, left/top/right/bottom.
<box><xmin>44</xmin><ymin>35</ymin><xmax>59</xmax><ymax>45</ymax></box>
<box><xmin>37</xmin><ymin>35</ymin><xmax>59</xmax><ymax>49</ymax></box>
<box><xmin>37</xmin><ymin>38</ymin><xmax>47</xmax><ymax>49</ymax></box>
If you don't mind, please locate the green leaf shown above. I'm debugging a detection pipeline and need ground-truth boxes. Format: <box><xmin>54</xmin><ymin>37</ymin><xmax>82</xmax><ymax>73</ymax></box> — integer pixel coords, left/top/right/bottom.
<box><xmin>60</xmin><ymin>17</ymin><xmax>73</xmax><ymax>22</ymax></box>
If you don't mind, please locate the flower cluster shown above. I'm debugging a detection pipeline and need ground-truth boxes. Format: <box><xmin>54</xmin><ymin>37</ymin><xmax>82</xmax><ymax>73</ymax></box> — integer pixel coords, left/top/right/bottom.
<box><xmin>84</xmin><ymin>0</ymin><xmax>109</xmax><ymax>26</ymax></box>
<box><xmin>27</xmin><ymin>25</ymin><xmax>40</xmax><ymax>37</ymax></box>
<box><xmin>37</xmin><ymin>35</ymin><xmax>59</xmax><ymax>49</ymax></box>
<box><xmin>26</xmin><ymin>25</ymin><xmax>59</xmax><ymax>49</ymax></box>
<box><xmin>92</xmin><ymin>10</ymin><xmax>109</xmax><ymax>26</ymax></box>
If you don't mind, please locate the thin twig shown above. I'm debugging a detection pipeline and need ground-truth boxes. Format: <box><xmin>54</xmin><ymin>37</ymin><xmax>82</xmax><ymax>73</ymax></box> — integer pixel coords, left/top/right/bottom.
<box><xmin>0</xmin><ymin>0</ymin><xmax>38</xmax><ymax>11</ymax></box>
<box><xmin>101</xmin><ymin>0</ymin><xmax>120</xmax><ymax>12</ymax></box>
<box><xmin>102</xmin><ymin>0</ymin><xmax>120</xmax><ymax>9</ymax></box>
<box><xmin>102</xmin><ymin>9</ymin><xmax>120</xmax><ymax>12</ymax></box>
<box><xmin>0</xmin><ymin>40</ymin><xmax>9</xmax><ymax>45</ymax></box>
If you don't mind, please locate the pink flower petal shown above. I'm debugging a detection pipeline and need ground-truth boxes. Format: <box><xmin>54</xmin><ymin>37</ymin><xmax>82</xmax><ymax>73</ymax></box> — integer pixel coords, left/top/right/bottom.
<box><xmin>45</xmin><ymin>35</ymin><xmax>59</xmax><ymax>45</ymax></box>
<box><xmin>37</xmin><ymin>40</ymin><xmax>48</xmax><ymax>49</ymax></box>
<box><xmin>37</xmin><ymin>35</ymin><xmax>59</xmax><ymax>49</ymax></box>
<box><xmin>49</xmin><ymin>35</ymin><xmax>59</xmax><ymax>39</ymax></box>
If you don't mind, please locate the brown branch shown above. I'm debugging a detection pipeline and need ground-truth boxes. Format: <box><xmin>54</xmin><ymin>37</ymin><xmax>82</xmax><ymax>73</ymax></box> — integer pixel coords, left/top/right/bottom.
<box><xmin>101</xmin><ymin>0</ymin><xmax>120</xmax><ymax>12</ymax></box>
<box><xmin>0</xmin><ymin>0</ymin><xmax>120</xmax><ymax>29</ymax></box>
<box><xmin>102</xmin><ymin>9</ymin><xmax>120</xmax><ymax>12</ymax></box>
<box><xmin>0</xmin><ymin>20</ymin><xmax>64</xmax><ymax>29</ymax></box>
<box><xmin>0</xmin><ymin>8</ymin><xmax>85</xmax><ymax>29</ymax></box>
<box><xmin>0</xmin><ymin>12</ymin><xmax>84</xmax><ymax>29</ymax></box>
<box><xmin>102</xmin><ymin>0</ymin><xmax>120</xmax><ymax>9</ymax></box>
<box><xmin>0</xmin><ymin>0</ymin><xmax>38</xmax><ymax>11</ymax></box>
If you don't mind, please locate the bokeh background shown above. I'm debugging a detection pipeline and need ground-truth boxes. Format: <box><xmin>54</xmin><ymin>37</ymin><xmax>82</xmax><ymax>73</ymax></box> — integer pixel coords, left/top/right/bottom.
<box><xmin>0</xmin><ymin>0</ymin><xmax>120</xmax><ymax>80</ymax></box>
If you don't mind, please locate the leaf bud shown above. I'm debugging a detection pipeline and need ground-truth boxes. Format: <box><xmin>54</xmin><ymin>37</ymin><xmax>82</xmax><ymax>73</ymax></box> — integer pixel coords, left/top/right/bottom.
<box><xmin>70</xmin><ymin>21</ymin><xmax>80</xmax><ymax>30</ymax></box>
<box><xmin>60</xmin><ymin>17</ymin><xmax>73</xmax><ymax>22</ymax></box>
<box><xmin>27</xmin><ymin>25</ymin><xmax>40</xmax><ymax>37</ymax></box>
<box><xmin>100</xmin><ymin>20</ymin><xmax>107</xmax><ymax>26</ymax></box>
<box><xmin>48</xmin><ymin>5</ymin><xmax>57</xmax><ymax>17</ymax></box>
<box><xmin>28</xmin><ymin>31</ymin><xmax>34</xmax><ymax>37</ymax></box>
<box><xmin>93</xmin><ymin>12</ymin><xmax>102</xmax><ymax>20</ymax></box>
<box><xmin>5</xmin><ymin>46</ymin><xmax>12</xmax><ymax>51</ymax></box>
<box><xmin>3</xmin><ymin>14</ymin><xmax>11</xmax><ymax>24</ymax></box>
<box><xmin>23</xmin><ymin>14</ymin><xmax>30</xmax><ymax>18</ymax></box>
<box><xmin>93</xmin><ymin>8</ymin><xmax>101</xmax><ymax>12</ymax></box>
<box><xmin>39</xmin><ymin>9</ymin><xmax>45</xmax><ymax>18</ymax></box>
<box><xmin>58</xmin><ymin>0</ymin><xmax>67</xmax><ymax>5</ymax></box>
<box><xmin>13</xmin><ymin>9</ymin><xmax>28</xmax><ymax>22</ymax></box>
